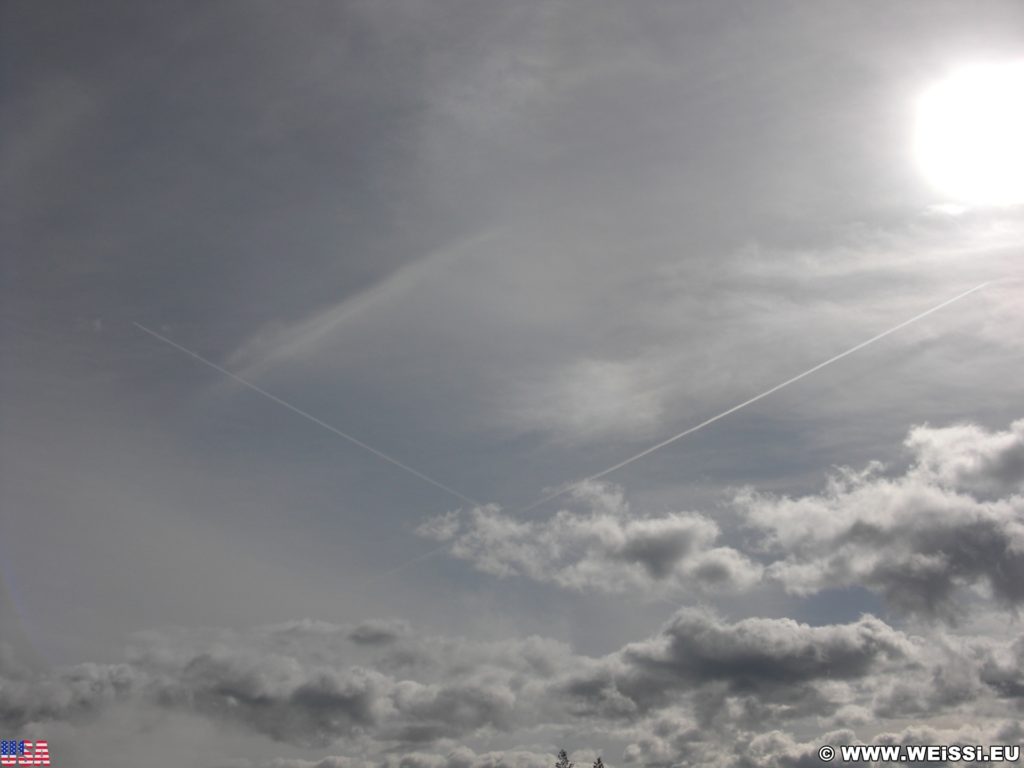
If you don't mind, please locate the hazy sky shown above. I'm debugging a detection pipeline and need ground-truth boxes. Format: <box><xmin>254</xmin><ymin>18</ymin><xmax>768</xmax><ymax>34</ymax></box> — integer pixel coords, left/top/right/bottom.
<box><xmin>2</xmin><ymin>3</ymin><xmax>1024</xmax><ymax>767</ymax></box>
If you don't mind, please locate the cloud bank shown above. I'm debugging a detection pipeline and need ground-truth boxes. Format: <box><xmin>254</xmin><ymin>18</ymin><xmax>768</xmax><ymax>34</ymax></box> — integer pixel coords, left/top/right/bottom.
<box><xmin>3</xmin><ymin>607</ymin><xmax>1023</xmax><ymax>767</ymax></box>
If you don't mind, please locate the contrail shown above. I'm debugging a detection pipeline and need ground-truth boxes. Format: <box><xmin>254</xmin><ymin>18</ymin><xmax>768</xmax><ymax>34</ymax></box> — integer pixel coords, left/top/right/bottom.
<box><xmin>518</xmin><ymin>281</ymin><xmax>991</xmax><ymax>513</ymax></box>
<box><xmin>133</xmin><ymin>322</ymin><xmax>482</xmax><ymax>507</ymax></box>
<box><xmin>349</xmin><ymin>280</ymin><xmax>994</xmax><ymax>591</ymax></box>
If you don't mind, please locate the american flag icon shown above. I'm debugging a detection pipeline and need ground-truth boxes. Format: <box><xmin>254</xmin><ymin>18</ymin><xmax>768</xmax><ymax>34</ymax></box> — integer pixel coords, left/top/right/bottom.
<box><xmin>0</xmin><ymin>741</ymin><xmax>50</xmax><ymax>766</ymax></box>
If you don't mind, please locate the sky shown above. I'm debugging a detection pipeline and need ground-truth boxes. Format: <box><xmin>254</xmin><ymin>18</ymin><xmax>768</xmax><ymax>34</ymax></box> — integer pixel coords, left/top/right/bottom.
<box><xmin>2</xmin><ymin>2</ymin><xmax>1024</xmax><ymax>767</ymax></box>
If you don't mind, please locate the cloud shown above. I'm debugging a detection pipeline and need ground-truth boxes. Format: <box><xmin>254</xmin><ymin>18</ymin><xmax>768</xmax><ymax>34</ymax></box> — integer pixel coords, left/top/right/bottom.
<box><xmin>415</xmin><ymin>418</ymin><xmax>1024</xmax><ymax>619</ymax></box>
<box><xmin>0</xmin><ymin>661</ymin><xmax>140</xmax><ymax>726</ymax></box>
<box><xmin>621</xmin><ymin>610</ymin><xmax>909</xmax><ymax>689</ymax></box>
<box><xmin>256</xmin><ymin>746</ymin><xmax>554</xmax><ymax>768</ymax></box>
<box><xmin>619</xmin><ymin>710</ymin><xmax>710</xmax><ymax>768</ymax></box>
<box><xmin>4</xmin><ymin>609</ymin><xmax>1023</xmax><ymax>766</ymax></box>
<box><xmin>496</xmin><ymin>357</ymin><xmax>667</xmax><ymax>443</ymax></box>
<box><xmin>5</xmin><ymin>421</ymin><xmax>1024</xmax><ymax>761</ymax></box>
<box><xmin>557</xmin><ymin>609</ymin><xmax>912</xmax><ymax>725</ymax></box>
<box><xmin>349</xmin><ymin>620</ymin><xmax>413</xmax><ymax>647</ymax></box>
<box><xmin>907</xmin><ymin>418</ymin><xmax>1024</xmax><ymax>498</ymax></box>
<box><xmin>740</xmin><ymin>418</ymin><xmax>1024</xmax><ymax>618</ymax></box>
<box><xmin>978</xmin><ymin>634</ymin><xmax>1024</xmax><ymax>699</ymax></box>
<box><xmin>0</xmin><ymin>619</ymin><xmax>574</xmax><ymax>750</ymax></box>
<box><xmin>141</xmin><ymin>638</ymin><xmax>526</xmax><ymax>748</ymax></box>
<box><xmin>621</xmin><ymin>718</ymin><xmax>1024</xmax><ymax>768</ymax></box>
<box><xmin>417</xmin><ymin>482</ymin><xmax>761</xmax><ymax>596</ymax></box>
<box><xmin>9</xmin><ymin>2</ymin><xmax>1024</xmax><ymax>766</ymax></box>
<box><xmin>163</xmin><ymin>651</ymin><xmax>388</xmax><ymax>746</ymax></box>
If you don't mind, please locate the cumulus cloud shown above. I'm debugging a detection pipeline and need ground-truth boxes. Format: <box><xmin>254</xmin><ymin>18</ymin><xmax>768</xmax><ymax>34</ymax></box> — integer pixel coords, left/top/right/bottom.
<box><xmin>4</xmin><ymin>610</ymin><xmax>1024</xmax><ymax>766</ymax></box>
<box><xmin>417</xmin><ymin>483</ymin><xmax>762</xmax><ymax>596</ymax></box>
<box><xmin>907</xmin><ymin>418</ymin><xmax>1024</xmax><ymax>498</ymax></box>
<box><xmin>147</xmin><ymin>637</ymin><xmax>530</xmax><ymax>748</ymax></box>
<box><xmin>619</xmin><ymin>710</ymin><xmax>711</xmax><ymax>768</ymax></box>
<box><xmin>740</xmin><ymin>418</ymin><xmax>1024</xmax><ymax>618</ymax></box>
<box><xmin>0</xmin><ymin>619</ymin><xmax>577</xmax><ymax>750</ymax></box>
<box><xmin>555</xmin><ymin>609</ymin><xmax>914</xmax><ymax>726</ymax></box>
<box><xmin>0</xmin><ymin>661</ymin><xmax>139</xmax><ymax>726</ymax></box>
<box><xmin>620</xmin><ymin>610</ymin><xmax>909</xmax><ymax>689</ymax></box>
<box><xmin>978</xmin><ymin>634</ymin><xmax>1024</xmax><ymax>699</ymax></box>
<box><xmin>868</xmin><ymin>641</ymin><xmax>984</xmax><ymax>720</ymax></box>
<box><xmin>162</xmin><ymin>651</ymin><xmax>388</xmax><ymax>745</ymax></box>
<box><xmin>621</xmin><ymin>718</ymin><xmax>1024</xmax><ymax>768</ymax></box>
<box><xmin>414</xmin><ymin>418</ymin><xmax>1024</xmax><ymax>621</ymax></box>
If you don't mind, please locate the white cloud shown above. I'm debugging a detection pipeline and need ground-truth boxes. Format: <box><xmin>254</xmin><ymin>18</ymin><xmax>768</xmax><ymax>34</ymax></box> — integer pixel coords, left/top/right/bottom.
<box><xmin>739</xmin><ymin>418</ymin><xmax>1024</xmax><ymax>618</ymax></box>
<box><xmin>415</xmin><ymin>417</ymin><xmax>1024</xmax><ymax>621</ymax></box>
<box><xmin>907</xmin><ymin>418</ymin><xmax>1024</xmax><ymax>498</ymax></box>
<box><xmin>417</xmin><ymin>482</ymin><xmax>761</xmax><ymax>596</ymax></box>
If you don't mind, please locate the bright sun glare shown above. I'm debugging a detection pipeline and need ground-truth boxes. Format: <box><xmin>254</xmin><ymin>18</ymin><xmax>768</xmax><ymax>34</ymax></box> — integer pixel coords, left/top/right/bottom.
<box><xmin>914</xmin><ymin>61</ymin><xmax>1024</xmax><ymax>207</ymax></box>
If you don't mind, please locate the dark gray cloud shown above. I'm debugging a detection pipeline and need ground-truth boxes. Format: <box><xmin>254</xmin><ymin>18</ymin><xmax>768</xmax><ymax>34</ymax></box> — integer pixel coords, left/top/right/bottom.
<box><xmin>165</xmin><ymin>652</ymin><xmax>387</xmax><ymax>746</ymax></box>
<box><xmin>1</xmin><ymin>620</ymin><xmax>565</xmax><ymax>748</ymax></box>
<box><xmin>621</xmin><ymin>610</ymin><xmax>908</xmax><ymax>689</ymax></box>
<box><xmin>978</xmin><ymin>635</ymin><xmax>1024</xmax><ymax>700</ymax></box>
<box><xmin>256</xmin><ymin>746</ymin><xmax>555</xmax><ymax>768</ymax></box>
<box><xmin>621</xmin><ymin>719</ymin><xmax>1024</xmax><ymax>768</ymax></box>
<box><xmin>3</xmin><ymin>610</ymin><xmax>1022</xmax><ymax>766</ymax></box>
<box><xmin>349</xmin><ymin>620</ymin><xmax>413</xmax><ymax>647</ymax></box>
<box><xmin>555</xmin><ymin>609</ymin><xmax>913</xmax><ymax>725</ymax></box>
<box><xmin>0</xmin><ymin>662</ymin><xmax>139</xmax><ymax>726</ymax></box>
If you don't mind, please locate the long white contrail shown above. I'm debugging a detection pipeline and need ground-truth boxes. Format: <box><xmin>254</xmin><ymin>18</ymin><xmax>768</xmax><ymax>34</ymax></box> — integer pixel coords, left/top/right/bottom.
<box><xmin>517</xmin><ymin>281</ymin><xmax>991</xmax><ymax>513</ymax></box>
<box><xmin>357</xmin><ymin>280</ymin><xmax>994</xmax><ymax>588</ymax></box>
<box><xmin>134</xmin><ymin>322</ymin><xmax>482</xmax><ymax>507</ymax></box>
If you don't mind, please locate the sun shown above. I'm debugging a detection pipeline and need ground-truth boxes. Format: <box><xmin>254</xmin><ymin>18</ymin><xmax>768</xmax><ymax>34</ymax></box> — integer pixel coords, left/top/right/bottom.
<box><xmin>913</xmin><ymin>61</ymin><xmax>1024</xmax><ymax>207</ymax></box>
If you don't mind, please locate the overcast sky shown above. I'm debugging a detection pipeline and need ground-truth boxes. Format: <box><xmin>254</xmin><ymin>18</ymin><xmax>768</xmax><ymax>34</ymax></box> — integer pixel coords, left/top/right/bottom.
<box><xmin>2</xmin><ymin>2</ymin><xmax>1024</xmax><ymax>767</ymax></box>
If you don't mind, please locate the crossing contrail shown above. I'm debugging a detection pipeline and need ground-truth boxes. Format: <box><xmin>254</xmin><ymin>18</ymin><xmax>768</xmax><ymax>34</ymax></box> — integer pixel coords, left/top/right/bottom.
<box><xmin>517</xmin><ymin>280</ymin><xmax>991</xmax><ymax>513</ymax></box>
<box><xmin>137</xmin><ymin>279</ymin><xmax>990</xmax><ymax>593</ymax></box>
<box><xmin>348</xmin><ymin>280</ymin><xmax>994</xmax><ymax>591</ymax></box>
<box><xmin>133</xmin><ymin>322</ymin><xmax>482</xmax><ymax>508</ymax></box>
